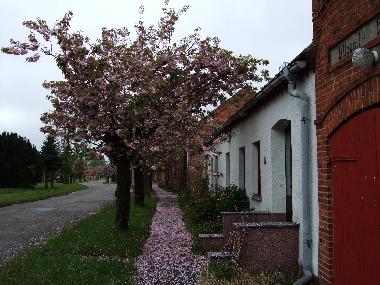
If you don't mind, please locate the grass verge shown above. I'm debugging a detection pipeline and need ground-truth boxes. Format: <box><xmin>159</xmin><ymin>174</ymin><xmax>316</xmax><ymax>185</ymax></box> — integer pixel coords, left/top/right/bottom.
<box><xmin>0</xmin><ymin>194</ymin><xmax>157</xmax><ymax>285</ymax></box>
<box><xmin>0</xmin><ymin>183</ymin><xmax>86</xmax><ymax>207</ymax></box>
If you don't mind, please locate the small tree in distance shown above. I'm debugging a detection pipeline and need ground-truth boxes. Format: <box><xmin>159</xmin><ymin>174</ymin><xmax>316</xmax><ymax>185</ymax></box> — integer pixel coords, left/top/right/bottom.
<box><xmin>41</xmin><ymin>135</ymin><xmax>61</xmax><ymax>188</ymax></box>
<box><xmin>2</xmin><ymin>2</ymin><xmax>269</xmax><ymax>229</ymax></box>
<box><xmin>60</xmin><ymin>144</ymin><xmax>73</xmax><ymax>183</ymax></box>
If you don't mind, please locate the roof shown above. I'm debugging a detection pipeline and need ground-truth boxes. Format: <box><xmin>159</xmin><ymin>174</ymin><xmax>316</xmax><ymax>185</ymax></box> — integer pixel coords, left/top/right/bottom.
<box><xmin>190</xmin><ymin>90</ymin><xmax>255</xmax><ymax>148</ymax></box>
<box><xmin>212</xmin><ymin>43</ymin><xmax>315</xmax><ymax>139</ymax></box>
<box><xmin>209</xmin><ymin>90</ymin><xmax>256</xmax><ymax>126</ymax></box>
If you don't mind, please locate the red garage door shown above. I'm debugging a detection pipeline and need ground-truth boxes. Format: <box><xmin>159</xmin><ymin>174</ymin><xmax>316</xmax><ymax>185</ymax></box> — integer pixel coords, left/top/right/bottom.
<box><xmin>331</xmin><ymin>107</ymin><xmax>380</xmax><ymax>285</ymax></box>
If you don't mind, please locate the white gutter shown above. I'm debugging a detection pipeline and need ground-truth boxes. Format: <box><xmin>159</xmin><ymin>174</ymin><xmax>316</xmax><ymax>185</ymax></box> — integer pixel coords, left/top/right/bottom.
<box><xmin>283</xmin><ymin>62</ymin><xmax>313</xmax><ymax>285</ymax></box>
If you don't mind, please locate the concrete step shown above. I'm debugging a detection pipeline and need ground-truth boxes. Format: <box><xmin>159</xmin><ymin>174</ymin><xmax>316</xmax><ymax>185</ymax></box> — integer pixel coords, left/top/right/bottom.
<box><xmin>199</xmin><ymin>233</ymin><xmax>225</xmax><ymax>252</ymax></box>
<box><xmin>221</xmin><ymin>211</ymin><xmax>287</xmax><ymax>236</ymax></box>
<box><xmin>233</xmin><ymin>221</ymin><xmax>299</xmax><ymax>229</ymax></box>
<box><xmin>199</xmin><ymin>233</ymin><xmax>224</xmax><ymax>239</ymax></box>
<box><xmin>207</xmin><ymin>251</ymin><xmax>236</xmax><ymax>264</ymax></box>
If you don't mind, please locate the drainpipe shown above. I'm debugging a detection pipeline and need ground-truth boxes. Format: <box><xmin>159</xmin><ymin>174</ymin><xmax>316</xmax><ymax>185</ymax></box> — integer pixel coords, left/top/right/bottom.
<box><xmin>283</xmin><ymin>62</ymin><xmax>313</xmax><ymax>285</ymax></box>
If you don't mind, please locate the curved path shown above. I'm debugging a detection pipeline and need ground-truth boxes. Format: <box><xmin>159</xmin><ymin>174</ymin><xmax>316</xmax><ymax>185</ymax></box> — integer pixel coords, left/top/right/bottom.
<box><xmin>0</xmin><ymin>181</ymin><xmax>115</xmax><ymax>265</ymax></box>
<box><xmin>135</xmin><ymin>187</ymin><xmax>207</xmax><ymax>285</ymax></box>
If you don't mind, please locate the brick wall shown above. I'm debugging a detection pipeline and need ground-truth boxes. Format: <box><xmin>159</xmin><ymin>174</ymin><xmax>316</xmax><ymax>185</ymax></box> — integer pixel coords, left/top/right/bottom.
<box><xmin>188</xmin><ymin>151</ymin><xmax>209</xmax><ymax>198</ymax></box>
<box><xmin>163</xmin><ymin>152</ymin><xmax>187</xmax><ymax>191</ymax></box>
<box><xmin>313</xmin><ymin>1</ymin><xmax>380</xmax><ymax>284</ymax></box>
<box><xmin>161</xmin><ymin>91</ymin><xmax>255</xmax><ymax>195</ymax></box>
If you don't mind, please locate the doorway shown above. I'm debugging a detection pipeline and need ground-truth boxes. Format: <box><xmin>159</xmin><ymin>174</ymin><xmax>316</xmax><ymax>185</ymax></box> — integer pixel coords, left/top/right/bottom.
<box><xmin>285</xmin><ymin>125</ymin><xmax>292</xmax><ymax>222</ymax></box>
<box><xmin>331</xmin><ymin>107</ymin><xmax>380</xmax><ymax>285</ymax></box>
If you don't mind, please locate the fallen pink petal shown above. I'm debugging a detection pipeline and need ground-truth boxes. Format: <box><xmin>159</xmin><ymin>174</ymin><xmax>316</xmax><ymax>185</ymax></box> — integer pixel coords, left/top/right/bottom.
<box><xmin>135</xmin><ymin>187</ymin><xmax>207</xmax><ymax>285</ymax></box>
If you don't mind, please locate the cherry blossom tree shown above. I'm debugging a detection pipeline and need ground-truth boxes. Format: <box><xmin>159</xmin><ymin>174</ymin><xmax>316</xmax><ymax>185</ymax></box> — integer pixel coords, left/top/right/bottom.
<box><xmin>102</xmin><ymin>163</ymin><xmax>117</xmax><ymax>184</ymax></box>
<box><xmin>2</xmin><ymin>2</ymin><xmax>268</xmax><ymax>229</ymax></box>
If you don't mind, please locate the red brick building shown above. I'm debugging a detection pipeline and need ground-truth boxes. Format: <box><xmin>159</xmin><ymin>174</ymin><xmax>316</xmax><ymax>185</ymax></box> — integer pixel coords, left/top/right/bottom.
<box><xmin>313</xmin><ymin>1</ymin><xmax>380</xmax><ymax>284</ymax></box>
<box><xmin>161</xmin><ymin>91</ymin><xmax>255</xmax><ymax>194</ymax></box>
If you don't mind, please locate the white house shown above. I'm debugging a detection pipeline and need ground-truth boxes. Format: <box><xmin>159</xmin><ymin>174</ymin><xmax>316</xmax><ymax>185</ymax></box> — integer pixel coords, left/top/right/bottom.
<box><xmin>206</xmin><ymin>46</ymin><xmax>319</xmax><ymax>279</ymax></box>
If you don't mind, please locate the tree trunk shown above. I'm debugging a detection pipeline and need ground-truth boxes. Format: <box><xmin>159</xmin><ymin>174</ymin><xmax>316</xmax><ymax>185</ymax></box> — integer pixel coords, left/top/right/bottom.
<box><xmin>50</xmin><ymin>172</ymin><xmax>54</xmax><ymax>188</ymax></box>
<box><xmin>144</xmin><ymin>169</ymin><xmax>152</xmax><ymax>197</ymax></box>
<box><xmin>115</xmin><ymin>156</ymin><xmax>132</xmax><ymax>230</ymax></box>
<box><xmin>180</xmin><ymin>150</ymin><xmax>188</xmax><ymax>191</ymax></box>
<box><xmin>134</xmin><ymin>167</ymin><xmax>145</xmax><ymax>207</ymax></box>
<box><xmin>44</xmin><ymin>170</ymin><xmax>48</xmax><ymax>189</ymax></box>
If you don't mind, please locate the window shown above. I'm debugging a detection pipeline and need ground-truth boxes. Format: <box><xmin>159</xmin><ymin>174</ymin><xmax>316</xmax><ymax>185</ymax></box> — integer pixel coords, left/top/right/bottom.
<box><xmin>210</xmin><ymin>157</ymin><xmax>214</xmax><ymax>186</ymax></box>
<box><xmin>214</xmin><ymin>156</ymin><xmax>219</xmax><ymax>188</ymax></box>
<box><xmin>252</xmin><ymin>141</ymin><xmax>261</xmax><ymax>198</ymax></box>
<box><xmin>226</xmin><ymin>152</ymin><xmax>230</xmax><ymax>186</ymax></box>
<box><xmin>239</xmin><ymin>147</ymin><xmax>245</xmax><ymax>188</ymax></box>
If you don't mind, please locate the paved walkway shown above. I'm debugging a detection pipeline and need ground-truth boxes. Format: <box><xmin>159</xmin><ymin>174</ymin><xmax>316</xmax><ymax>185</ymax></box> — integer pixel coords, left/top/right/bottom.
<box><xmin>0</xmin><ymin>181</ymin><xmax>115</xmax><ymax>265</ymax></box>
<box><xmin>135</xmin><ymin>187</ymin><xmax>207</xmax><ymax>285</ymax></box>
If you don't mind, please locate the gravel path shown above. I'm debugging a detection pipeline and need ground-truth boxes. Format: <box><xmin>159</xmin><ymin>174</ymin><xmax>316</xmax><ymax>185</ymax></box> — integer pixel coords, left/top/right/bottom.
<box><xmin>0</xmin><ymin>180</ymin><xmax>115</xmax><ymax>265</ymax></box>
<box><xmin>135</xmin><ymin>187</ymin><xmax>207</xmax><ymax>285</ymax></box>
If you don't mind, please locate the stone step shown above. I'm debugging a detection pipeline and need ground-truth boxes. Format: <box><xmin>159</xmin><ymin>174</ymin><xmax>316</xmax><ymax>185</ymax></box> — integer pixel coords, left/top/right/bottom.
<box><xmin>199</xmin><ymin>233</ymin><xmax>224</xmax><ymax>239</ymax></box>
<box><xmin>233</xmin><ymin>221</ymin><xmax>299</xmax><ymax>229</ymax></box>
<box><xmin>221</xmin><ymin>212</ymin><xmax>287</xmax><ymax>236</ymax></box>
<box><xmin>207</xmin><ymin>251</ymin><xmax>236</xmax><ymax>264</ymax></box>
<box><xmin>199</xmin><ymin>233</ymin><xmax>225</xmax><ymax>252</ymax></box>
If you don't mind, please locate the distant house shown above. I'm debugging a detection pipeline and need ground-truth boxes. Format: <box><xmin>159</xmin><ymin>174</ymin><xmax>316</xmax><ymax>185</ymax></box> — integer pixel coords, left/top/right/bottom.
<box><xmin>204</xmin><ymin>45</ymin><xmax>319</xmax><ymax>280</ymax></box>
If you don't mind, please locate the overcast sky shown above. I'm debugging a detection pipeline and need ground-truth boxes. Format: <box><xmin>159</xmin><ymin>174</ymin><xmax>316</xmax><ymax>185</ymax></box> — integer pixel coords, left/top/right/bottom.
<box><xmin>0</xmin><ymin>0</ymin><xmax>312</xmax><ymax>150</ymax></box>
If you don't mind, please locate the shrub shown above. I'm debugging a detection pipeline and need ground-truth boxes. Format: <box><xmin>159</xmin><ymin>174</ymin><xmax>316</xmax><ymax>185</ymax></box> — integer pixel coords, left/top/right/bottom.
<box><xmin>178</xmin><ymin>185</ymin><xmax>251</xmax><ymax>253</ymax></box>
<box><xmin>158</xmin><ymin>181</ymin><xmax>166</xmax><ymax>189</ymax></box>
<box><xmin>192</xmin><ymin>185</ymin><xmax>251</xmax><ymax>222</ymax></box>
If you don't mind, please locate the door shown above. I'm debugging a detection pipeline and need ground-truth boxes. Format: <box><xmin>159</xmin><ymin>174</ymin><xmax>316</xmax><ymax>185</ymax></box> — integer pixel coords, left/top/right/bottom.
<box><xmin>285</xmin><ymin>125</ymin><xmax>292</xmax><ymax>222</ymax></box>
<box><xmin>331</xmin><ymin>107</ymin><xmax>380</xmax><ymax>285</ymax></box>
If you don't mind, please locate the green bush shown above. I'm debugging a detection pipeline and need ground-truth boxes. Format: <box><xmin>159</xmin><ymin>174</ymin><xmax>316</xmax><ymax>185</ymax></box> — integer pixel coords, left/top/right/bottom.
<box><xmin>158</xmin><ymin>181</ymin><xmax>166</xmax><ymax>189</ymax></box>
<box><xmin>178</xmin><ymin>185</ymin><xmax>251</xmax><ymax>253</ymax></box>
<box><xmin>192</xmin><ymin>185</ymin><xmax>251</xmax><ymax>222</ymax></box>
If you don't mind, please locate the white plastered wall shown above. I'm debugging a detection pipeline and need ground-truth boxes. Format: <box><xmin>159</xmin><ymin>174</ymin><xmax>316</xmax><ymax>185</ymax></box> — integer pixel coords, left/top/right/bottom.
<box><xmin>207</xmin><ymin>71</ymin><xmax>319</xmax><ymax>276</ymax></box>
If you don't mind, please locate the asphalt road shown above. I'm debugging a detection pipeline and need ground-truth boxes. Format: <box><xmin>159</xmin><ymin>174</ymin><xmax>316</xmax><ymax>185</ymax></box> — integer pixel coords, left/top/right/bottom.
<box><xmin>0</xmin><ymin>180</ymin><xmax>115</xmax><ymax>265</ymax></box>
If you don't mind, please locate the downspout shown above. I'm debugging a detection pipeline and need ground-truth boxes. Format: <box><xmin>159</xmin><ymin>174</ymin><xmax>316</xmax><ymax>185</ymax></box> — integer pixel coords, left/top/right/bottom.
<box><xmin>283</xmin><ymin>62</ymin><xmax>313</xmax><ymax>285</ymax></box>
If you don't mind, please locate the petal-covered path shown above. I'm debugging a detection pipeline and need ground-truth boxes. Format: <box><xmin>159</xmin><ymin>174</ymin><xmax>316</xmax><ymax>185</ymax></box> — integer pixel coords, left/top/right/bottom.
<box><xmin>135</xmin><ymin>187</ymin><xmax>207</xmax><ymax>285</ymax></box>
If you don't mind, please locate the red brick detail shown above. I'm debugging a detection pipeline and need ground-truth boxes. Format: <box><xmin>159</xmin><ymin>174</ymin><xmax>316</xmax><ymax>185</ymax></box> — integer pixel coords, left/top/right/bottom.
<box><xmin>163</xmin><ymin>152</ymin><xmax>187</xmax><ymax>190</ymax></box>
<box><xmin>160</xmin><ymin>91</ymin><xmax>256</xmax><ymax>195</ymax></box>
<box><xmin>211</xmin><ymin>91</ymin><xmax>255</xmax><ymax>125</ymax></box>
<box><xmin>313</xmin><ymin>1</ymin><xmax>380</xmax><ymax>284</ymax></box>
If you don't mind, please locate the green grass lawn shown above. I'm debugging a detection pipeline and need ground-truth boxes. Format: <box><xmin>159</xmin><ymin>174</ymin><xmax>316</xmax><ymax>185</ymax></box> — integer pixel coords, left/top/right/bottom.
<box><xmin>0</xmin><ymin>183</ymin><xmax>86</xmax><ymax>207</ymax></box>
<box><xmin>0</xmin><ymin>194</ymin><xmax>157</xmax><ymax>285</ymax></box>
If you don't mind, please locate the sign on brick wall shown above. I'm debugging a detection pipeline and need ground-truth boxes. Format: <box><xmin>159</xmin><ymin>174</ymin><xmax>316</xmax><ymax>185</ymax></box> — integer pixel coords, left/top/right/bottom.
<box><xmin>330</xmin><ymin>14</ymin><xmax>380</xmax><ymax>65</ymax></box>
